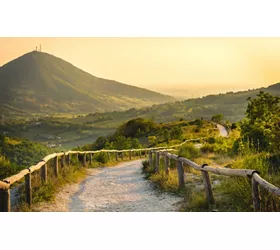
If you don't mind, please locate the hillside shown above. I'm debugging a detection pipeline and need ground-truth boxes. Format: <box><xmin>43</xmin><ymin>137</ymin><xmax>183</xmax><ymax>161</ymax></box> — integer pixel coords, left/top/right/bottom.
<box><xmin>97</xmin><ymin>83</ymin><xmax>279</xmax><ymax>123</ymax></box>
<box><xmin>0</xmin><ymin>51</ymin><xmax>174</xmax><ymax>116</ymax></box>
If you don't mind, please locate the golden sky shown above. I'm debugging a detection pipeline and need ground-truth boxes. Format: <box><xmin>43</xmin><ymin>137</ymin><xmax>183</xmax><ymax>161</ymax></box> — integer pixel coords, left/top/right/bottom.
<box><xmin>1</xmin><ymin>37</ymin><xmax>280</xmax><ymax>92</ymax></box>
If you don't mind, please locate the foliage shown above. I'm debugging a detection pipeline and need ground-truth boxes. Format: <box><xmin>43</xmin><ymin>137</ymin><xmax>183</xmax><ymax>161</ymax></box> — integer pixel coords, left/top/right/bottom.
<box><xmin>94</xmin><ymin>152</ymin><xmax>109</xmax><ymax>164</ymax></box>
<box><xmin>216</xmin><ymin>152</ymin><xmax>272</xmax><ymax>211</ymax></box>
<box><xmin>163</xmin><ymin>129</ymin><xmax>170</xmax><ymax>142</ymax></box>
<box><xmin>148</xmin><ymin>136</ymin><xmax>157</xmax><ymax>145</ymax></box>
<box><xmin>240</xmin><ymin>91</ymin><xmax>280</xmax><ymax>152</ymax></box>
<box><xmin>0</xmin><ymin>135</ymin><xmax>52</xmax><ymax>179</ymax></box>
<box><xmin>0</xmin><ymin>156</ymin><xmax>21</xmax><ymax>179</ymax></box>
<box><xmin>211</xmin><ymin>114</ymin><xmax>223</xmax><ymax>123</ymax></box>
<box><xmin>178</xmin><ymin>144</ymin><xmax>200</xmax><ymax>160</ymax></box>
<box><xmin>170</xmin><ymin>126</ymin><xmax>183</xmax><ymax>140</ymax></box>
<box><xmin>115</xmin><ymin>118</ymin><xmax>157</xmax><ymax>138</ymax></box>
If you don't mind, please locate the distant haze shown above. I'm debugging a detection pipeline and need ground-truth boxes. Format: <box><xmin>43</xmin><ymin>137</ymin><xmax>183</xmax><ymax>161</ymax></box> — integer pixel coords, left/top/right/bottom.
<box><xmin>1</xmin><ymin>37</ymin><xmax>280</xmax><ymax>97</ymax></box>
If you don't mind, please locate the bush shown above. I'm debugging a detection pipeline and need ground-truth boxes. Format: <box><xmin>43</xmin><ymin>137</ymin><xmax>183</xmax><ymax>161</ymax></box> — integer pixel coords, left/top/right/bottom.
<box><xmin>200</xmin><ymin>143</ymin><xmax>216</xmax><ymax>154</ymax></box>
<box><xmin>231</xmin><ymin>123</ymin><xmax>238</xmax><ymax>130</ymax></box>
<box><xmin>207</xmin><ymin>137</ymin><xmax>216</xmax><ymax>144</ymax></box>
<box><xmin>142</xmin><ymin>160</ymin><xmax>149</xmax><ymax>171</ymax></box>
<box><xmin>94</xmin><ymin>152</ymin><xmax>109</xmax><ymax>164</ymax></box>
<box><xmin>178</xmin><ymin>144</ymin><xmax>200</xmax><ymax>160</ymax></box>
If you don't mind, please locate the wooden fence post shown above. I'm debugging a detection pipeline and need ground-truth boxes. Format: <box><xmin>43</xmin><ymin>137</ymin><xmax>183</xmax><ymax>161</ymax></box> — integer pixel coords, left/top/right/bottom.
<box><xmin>83</xmin><ymin>153</ymin><xmax>87</xmax><ymax>167</ymax></box>
<box><xmin>155</xmin><ymin>152</ymin><xmax>160</xmax><ymax>173</ymax></box>
<box><xmin>107</xmin><ymin>152</ymin><xmax>111</xmax><ymax>161</ymax></box>
<box><xmin>54</xmin><ymin>155</ymin><xmax>59</xmax><ymax>177</ymax></box>
<box><xmin>68</xmin><ymin>153</ymin><xmax>71</xmax><ymax>166</ymax></box>
<box><xmin>115</xmin><ymin>152</ymin><xmax>118</xmax><ymax>161</ymax></box>
<box><xmin>176</xmin><ymin>158</ymin><xmax>185</xmax><ymax>189</ymax></box>
<box><xmin>65</xmin><ymin>154</ymin><xmax>68</xmax><ymax>166</ymax></box>
<box><xmin>25</xmin><ymin>172</ymin><xmax>32</xmax><ymax>207</ymax></box>
<box><xmin>201</xmin><ymin>164</ymin><xmax>215</xmax><ymax>206</ymax></box>
<box><xmin>61</xmin><ymin>154</ymin><xmax>65</xmax><ymax>168</ymax></box>
<box><xmin>164</xmin><ymin>154</ymin><xmax>170</xmax><ymax>175</ymax></box>
<box><xmin>90</xmin><ymin>153</ymin><xmax>93</xmax><ymax>165</ymax></box>
<box><xmin>77</xmin><ymin>153</ymin><xmax>79</xmax><ymax>162</ymax></box>
<box><xmin>41</xmin><ymin>163</ymin><xmax>48</xmax><ymax>183</ymax></box>
<box><xmin>144</xmin><ymin>150</ymin><xmax>147</xmax><ymax>158</ymax></box>
<box><xmin>0</xmin><ymin>188</ymin><xmax>10</xmax><ymax>212</ymax></box>
<box><xmin>121</xmin><ymin>152</ymin><xmax>124</xmax><ymax>160</ymax></box>
<box><xmin>139</xmin><ymin>150</ymin><xmax>142</xmax><ymax>158</ymax></box>
<box><xmin>252</xmin><ymin>176</ymin><xmax>261</xmax><ymax>212</ymax></box>
<box><xmin>149</xmin><ymin>151</ymin><xmax>153</xmax><ymax>168</ymax></box>
<box><xmin>129</xmin><ymin>150</ymin><xmax>132</xmax><ymax>160</ymax></box>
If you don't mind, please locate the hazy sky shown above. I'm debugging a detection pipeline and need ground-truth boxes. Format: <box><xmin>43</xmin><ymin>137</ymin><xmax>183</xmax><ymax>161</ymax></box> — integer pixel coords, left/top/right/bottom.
<box><xmin>1</xmin><ymin>37</ymin><xmax>280</xmax><ymax>94</ymax></box>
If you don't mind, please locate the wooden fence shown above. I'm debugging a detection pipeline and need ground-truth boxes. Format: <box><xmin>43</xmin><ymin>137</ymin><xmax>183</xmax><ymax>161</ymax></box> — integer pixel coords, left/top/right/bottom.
<box><xmin>150</xmin><ymin>149</ymin><xmax>280</xmax><ymax>212</ymax></box>
<box><xmin>0</xmin><ymin>137</ymin><xmax>206</xmax><ymax>212</ymax></box>
<box><xmin>3</xmin><ymin>134</ymin><xmax>278</xmax><ymax>212</ymax></box>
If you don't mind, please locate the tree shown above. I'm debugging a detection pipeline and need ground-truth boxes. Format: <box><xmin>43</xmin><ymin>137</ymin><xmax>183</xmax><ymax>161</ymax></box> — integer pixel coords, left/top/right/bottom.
<box><xmin>211</xmin><ymin>114</ymin><xmax>223</xmax><ymax>123</ymax></box>
<box><xmin>93</xmin><ymin>136</ymin><xmax>107</xmax><ymax>150</ymax></box>
<box><xmin>231</xmin><ymin>123</ymin><xmax>238</xmax><ymax>130</ymax></box>
<box><xmin>115</xmin><ymin>118</ymin><xmax>156</xmax><ymax>138</ymax></box>
<box><xmin>131</xmin><ymin>138</ymin><xmax>141</xmax><ymax>149</ymax></box>
<box><xmin>240</xmin><ymin>91</ymin><xmax>280</xmax><ymax>152</ymax></box>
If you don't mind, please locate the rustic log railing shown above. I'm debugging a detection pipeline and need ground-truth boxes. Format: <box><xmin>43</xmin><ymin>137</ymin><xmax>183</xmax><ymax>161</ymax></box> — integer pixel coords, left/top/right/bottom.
<box><xmin>5</xmin><ymin>133</ymin><xmax>278</xmax><ymax>212</ymax></box>
<box><xmin>0</xmin><ymin>137</ymin><xmax>206</xmax><ymax>212</ymax></box>
<box><xmin>149</xmin><ymin>149</ymin><xmax>280</xmax><ymax>212</ymax></box>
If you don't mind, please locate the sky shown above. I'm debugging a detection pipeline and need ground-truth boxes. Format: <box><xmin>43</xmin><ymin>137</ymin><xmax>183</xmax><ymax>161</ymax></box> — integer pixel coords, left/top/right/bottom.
<box><xmin>1</xmin><ymin>37</ymin><xmax>280</xmax><ymax>97</ymax></box>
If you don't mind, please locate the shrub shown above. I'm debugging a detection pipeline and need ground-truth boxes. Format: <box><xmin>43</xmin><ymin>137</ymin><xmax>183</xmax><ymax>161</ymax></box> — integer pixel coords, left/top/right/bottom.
<box><xmin>142</xmin><ymin>160</ymin><xmax>149</xmax><ymax>171</ymax></box>
<box><xmin>207</xmin><ymin>137</ymin><xmax>216</xmax><ymax>144</ymax></box>
<box><xmin>94</xmin><ymin>152</ymin><xmax>108</xmax><ymax>164</ymax></box>
<box><xmin>178</xmin><ymin>144</ymin><xmax>200</xmax><ymax>160</ymax></box>
<box><xmin>200</xmin><ymin>143</ymin><xmax>216</xmax><ymax>154</ymax></box>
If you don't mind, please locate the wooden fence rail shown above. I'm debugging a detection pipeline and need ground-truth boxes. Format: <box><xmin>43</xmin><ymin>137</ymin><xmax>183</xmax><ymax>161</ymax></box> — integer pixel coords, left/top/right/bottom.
<box><xmin>150</xmin><ymin>150</ymin><xmax>280</xmax><ymax>212</ymax></box>
<box><xmin>5</xmin><ymin>135</ymin><xmax>277</xmax><ymax>212</ymax></box>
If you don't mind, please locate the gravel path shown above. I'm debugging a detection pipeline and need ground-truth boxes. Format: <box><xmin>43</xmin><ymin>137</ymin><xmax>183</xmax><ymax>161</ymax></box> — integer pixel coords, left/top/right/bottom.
<box><xmin>35</xmin><ymin>160</ymin><xmax>182</xmax><ymax>212</ymax></box>
<box><xmin>216</xmin><ymin>124</ymin><xmax>229</xmax><ymax>137</ymax></box>
<box><xmin>33</xmin><ymin>124</ymin><xmax>228</xmax><ymax>212</ymax></box>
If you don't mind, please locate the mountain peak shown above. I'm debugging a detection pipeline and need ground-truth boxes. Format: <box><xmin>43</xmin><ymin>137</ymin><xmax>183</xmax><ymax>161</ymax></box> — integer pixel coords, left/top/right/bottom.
<box><xmin>0</xmin><ymin>51</ymin><xmax>174</xmax><ymax>116</ymax></box>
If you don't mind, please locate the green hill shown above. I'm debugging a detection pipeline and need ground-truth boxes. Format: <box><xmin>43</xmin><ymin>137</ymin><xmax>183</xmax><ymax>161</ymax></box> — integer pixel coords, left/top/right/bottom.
<box><xmin>63</xmin><ymin>82</ymin><xmax>280</xmax><ymax>124</ymax></box>
<box><xmin>0</xmin><ymin>51</ymin><xmax>174</xmax><ymax>116</ymax></box>
<box><xmin>111</xmin><ymin>83</ymin><xmax>280</xmax><ymax>123</ymax></box>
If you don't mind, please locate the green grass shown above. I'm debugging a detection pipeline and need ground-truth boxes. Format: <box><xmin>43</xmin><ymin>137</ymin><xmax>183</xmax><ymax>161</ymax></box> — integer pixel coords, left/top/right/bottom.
<box><xmin>14</xmin><ymin>158</ymin><xmax>86</xmax><ymax>211</ymax></box>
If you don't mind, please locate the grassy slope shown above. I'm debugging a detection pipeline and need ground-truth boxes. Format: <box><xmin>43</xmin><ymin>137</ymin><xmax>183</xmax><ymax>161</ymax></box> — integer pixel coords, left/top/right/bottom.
<box><xmin>0</xmin><ymin>51</ymin><xmax>174</xmax><ymax>116</ymax></box>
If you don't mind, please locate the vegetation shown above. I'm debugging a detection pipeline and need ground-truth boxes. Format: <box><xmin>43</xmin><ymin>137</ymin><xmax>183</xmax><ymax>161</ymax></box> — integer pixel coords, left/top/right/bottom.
<box><xmin>143</xmin><ymin>91</ymin><xmax>280</xmax><ymax>212</ymax></box>
<box><xmin>0</xmin><ymin>51</ymin><xmax>174</xmax><ymax>117</ymax></box>
<box><xmin>82</xmin><ymin>118</ymin><xmax>217</xmax><ymax>152</ymax></box>
<box><xmin>211</xmin><ymin>114</ymin><xmax>223</xmax><ymax>123</ymax></box>
<box><xmin>15</xmin><ymin>156</ymin><xmax>86</xmax><ymax>211</ymax></box>
<box><xmin>3</xmin><ymin>58</ymin><xmax>280</xmax><ymax>213</ymax></box>
<box><xmin>240</xmin><ymin>91</ymin><xmax>280</xmax><ymax>152</ymax></box>
<box><xmin>0</xmin><ymin>135</ymin><xmax>52</xmax><ymax>179</ymax></box>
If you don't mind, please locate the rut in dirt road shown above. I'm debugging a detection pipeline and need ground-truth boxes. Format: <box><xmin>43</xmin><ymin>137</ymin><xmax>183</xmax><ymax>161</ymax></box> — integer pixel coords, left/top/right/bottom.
<box><xmin>68</xmin><ymin>160</ymin><xmax>181</xmax><ymax>212</ymax></box>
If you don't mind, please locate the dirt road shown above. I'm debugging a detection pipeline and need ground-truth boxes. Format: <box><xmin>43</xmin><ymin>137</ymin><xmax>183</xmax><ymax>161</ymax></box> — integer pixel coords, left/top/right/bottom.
<box><xmin>34</xmin><ymin>160</ymin><xmax>181</xmax><ymax>212</ymax></box>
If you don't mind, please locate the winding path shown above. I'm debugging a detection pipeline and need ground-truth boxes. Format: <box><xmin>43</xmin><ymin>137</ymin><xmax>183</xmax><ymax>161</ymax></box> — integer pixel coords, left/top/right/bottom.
<box><xmin>34</xmin><ymin>160</ymin><xmax>181</xmax><ymax>212</ymax></box>
<box><xmin>216</xmin><ymin>123</ymin><xmax>229</xmax><ymax>137</ymax></box>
